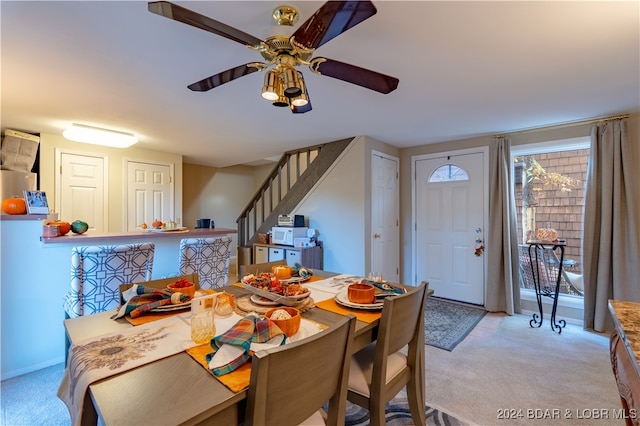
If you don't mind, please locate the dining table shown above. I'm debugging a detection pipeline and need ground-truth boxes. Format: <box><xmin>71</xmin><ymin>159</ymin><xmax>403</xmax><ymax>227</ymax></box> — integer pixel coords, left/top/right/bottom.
<box><xmin>61</xmin><ymin>270</ymin><xmax>429</xmax><ymax>426</ymax></box>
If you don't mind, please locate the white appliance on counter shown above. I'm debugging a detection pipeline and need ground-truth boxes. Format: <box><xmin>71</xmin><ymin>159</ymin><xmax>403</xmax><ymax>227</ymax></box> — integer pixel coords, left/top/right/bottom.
<box><xmin>271</xmin><ymin>226</ymin><xmax>308</xmax><ymax>246</ymax></box>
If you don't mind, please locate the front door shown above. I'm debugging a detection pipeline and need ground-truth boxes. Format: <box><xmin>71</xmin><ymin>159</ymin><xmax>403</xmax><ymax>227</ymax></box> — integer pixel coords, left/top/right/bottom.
<box><xmin>414</xmin><ymin>150</ymin><xmax>486</xmax><ymax>304</ymax></box>
<box><xmin>371</xmin><ymin>152</ymin><xmax>399</xmax><ymax>283</ymax></box>
<box><xmin>126</xmin><ymin>161</ymin><xmax>173</xmax><ymax>231</ymax></box>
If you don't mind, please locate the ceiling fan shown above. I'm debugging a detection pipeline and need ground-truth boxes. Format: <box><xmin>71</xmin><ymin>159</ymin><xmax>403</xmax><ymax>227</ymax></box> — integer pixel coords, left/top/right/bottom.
<box><xmin>148</xmin><ymin>1</ymin><xmax>399</xmax><ymax>114</ymax></box>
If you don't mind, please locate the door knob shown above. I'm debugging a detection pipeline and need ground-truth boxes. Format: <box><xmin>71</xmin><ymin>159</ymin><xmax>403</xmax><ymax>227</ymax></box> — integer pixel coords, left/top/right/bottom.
<box><xmin>374</xmin><ymin>233</ymin><xmax>381</xmax><ymax>238</ymax></box>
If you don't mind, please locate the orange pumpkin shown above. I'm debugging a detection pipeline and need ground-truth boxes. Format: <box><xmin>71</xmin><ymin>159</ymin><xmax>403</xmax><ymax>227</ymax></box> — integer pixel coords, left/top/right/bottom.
<box><xmin>49</xmin><ymin>221</ymin><xmax>71</xmax><ymax>236</ymax></box>
<box><xmin>2</xmin><ymin>197</ymin><xmax>27</xmax><ymax>215</ymax></box>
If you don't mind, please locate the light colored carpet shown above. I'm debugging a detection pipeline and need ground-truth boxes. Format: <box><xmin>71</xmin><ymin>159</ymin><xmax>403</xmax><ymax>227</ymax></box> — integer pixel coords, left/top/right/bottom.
<box><xmin>426</xmin><ymin>312</ymin><xmax>623</xmax><ymax>425</ymax></box>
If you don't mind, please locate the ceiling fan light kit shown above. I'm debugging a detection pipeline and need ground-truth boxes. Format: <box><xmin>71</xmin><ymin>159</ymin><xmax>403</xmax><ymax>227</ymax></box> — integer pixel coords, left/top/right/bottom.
<box><xmin>148</xmin><ymin>0</ymin><xmax>399</xmax><ymax>113</ymax></box>
<box><xmin>261</xmin><ymin>69</ymin><xmax>280</xmax><ymax>101</ymax></box>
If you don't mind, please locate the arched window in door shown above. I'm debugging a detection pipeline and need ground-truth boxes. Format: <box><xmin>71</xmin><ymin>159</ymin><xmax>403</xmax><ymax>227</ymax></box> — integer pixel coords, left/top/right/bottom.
<box><xmin>428</xmin><ymin>164</ymin><xmax>469</xmax><ymax>182</ymax></box>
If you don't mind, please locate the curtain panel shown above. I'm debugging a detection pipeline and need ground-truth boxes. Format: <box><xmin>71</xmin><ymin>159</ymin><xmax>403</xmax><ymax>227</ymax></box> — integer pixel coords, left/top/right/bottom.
<box><xmin>486</xmin><ymin>137</ymin><xmax>520</xmax><ymax>314</ymax></box>
<box><xmin>583</xmin><ymin>119</ymin><xmax>640</xmax><ymax>332</ymax></box>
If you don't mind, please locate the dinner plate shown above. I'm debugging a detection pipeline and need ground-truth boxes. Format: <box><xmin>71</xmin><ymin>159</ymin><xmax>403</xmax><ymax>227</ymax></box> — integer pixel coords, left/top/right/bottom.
<box><xmin>334</xmin><ymin>290</ymin><xmax>384</xmax><ymax>310</ymax></box>
<box><xmin>250</xmin><ymin>294</ymin><xmax>281</xmax><ymax>306</ymax></box>
<box><xmin>287</xmin><ymin>319</ymin><xmax>324</xmax><ymax>343</ymax></box>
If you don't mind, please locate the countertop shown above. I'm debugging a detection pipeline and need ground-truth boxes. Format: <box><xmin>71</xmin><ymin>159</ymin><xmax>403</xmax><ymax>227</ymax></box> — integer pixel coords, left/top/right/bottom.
<box><xmin>40</xmin><ymin>227</ymin><xmax>237</xmax><ymax>244</ymax></box>
<box><xmin>609</xmin><ymin>299</ymin><xmax>640</xmax><ymax>369</ymax></box>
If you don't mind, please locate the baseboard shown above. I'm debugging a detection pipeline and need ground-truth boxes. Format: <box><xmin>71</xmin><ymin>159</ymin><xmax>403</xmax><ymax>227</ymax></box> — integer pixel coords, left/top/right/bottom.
<box><xmin>520</xmin><ymin>289</ymin><xmax>584</xmax><ymax>326</ymax></box>
<box><xmin>1</xmin><ymin>356</ymin><xmax>64</xmax><ymax>381</ymax></box>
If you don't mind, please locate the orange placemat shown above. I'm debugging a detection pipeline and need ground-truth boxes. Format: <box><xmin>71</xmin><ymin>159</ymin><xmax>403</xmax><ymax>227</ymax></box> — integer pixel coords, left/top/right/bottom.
<box><xmin>185</xmin><ymin>317</ymin><xmax>329</xmax><ymax>393</ymax></box>
<box><xmin>186</xmin><ymin>344</ymin><xmax>252</xmax><ymax>393</ymax></box>
<box><xmin>314</xmin><ymin>298</ymin><xmax>382</xmax><ymax>323</ymax></box>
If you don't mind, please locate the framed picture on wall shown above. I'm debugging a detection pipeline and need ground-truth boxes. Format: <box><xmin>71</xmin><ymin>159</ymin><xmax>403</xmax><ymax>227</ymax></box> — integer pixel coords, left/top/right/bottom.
<box><xmin>24</xmin><ymin>190</ymin><xmax>49</xmax><ymax>214</ymax></box>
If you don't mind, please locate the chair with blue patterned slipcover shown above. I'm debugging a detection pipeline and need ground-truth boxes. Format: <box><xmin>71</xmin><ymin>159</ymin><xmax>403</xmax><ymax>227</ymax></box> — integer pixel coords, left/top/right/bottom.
<box><xmin>63</xmin><ymin>243</ymin><xmax>155</xmax><ymax>319</ymax></box>
<box><xmin>179</xmin><ymin>236</ymin><xmax>232</xmax><ymax>290</ymax></box>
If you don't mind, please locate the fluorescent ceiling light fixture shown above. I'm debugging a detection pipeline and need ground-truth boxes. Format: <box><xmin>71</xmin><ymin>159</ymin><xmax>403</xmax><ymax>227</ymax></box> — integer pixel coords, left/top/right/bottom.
<box><xmin>63</xmin><ymin>123</ymin><xmax>138</xmax><ymax>148</ymax></box>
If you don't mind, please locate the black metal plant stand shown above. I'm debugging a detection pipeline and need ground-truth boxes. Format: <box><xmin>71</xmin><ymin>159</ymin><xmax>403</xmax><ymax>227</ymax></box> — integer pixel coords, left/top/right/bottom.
<box><xmin>527</xmin><ymin>241</ymin><xmax>567</xmax><ymax>334</ymax></box>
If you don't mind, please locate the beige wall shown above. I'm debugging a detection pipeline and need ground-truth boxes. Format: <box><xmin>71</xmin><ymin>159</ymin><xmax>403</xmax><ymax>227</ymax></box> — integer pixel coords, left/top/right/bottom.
<box><xmin>38</xmin><ymin>132</ymin><xmax>183</xmax><ymax>232</ymax></box>
<box><xmin>183</xmin><ymin>163</ymin><xmax>261</xmax><ymax>253</ymax></box>
<box><xmin>398</xmin><ymin>112</ymin><xmax>640</xmax><ymax>284</ymax></box>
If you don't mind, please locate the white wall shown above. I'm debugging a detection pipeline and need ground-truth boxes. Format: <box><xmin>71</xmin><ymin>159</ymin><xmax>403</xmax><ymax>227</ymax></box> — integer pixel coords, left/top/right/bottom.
<box><xmin>39</xmin><ymin>132</ymin><xmax>184</xmax><ymax>232</ymax></box>
<box><xmin>293</xmin><ymin>136</ymin><xmax>399</xmax><ymax>276</ymax></box>
<box><xmin>183</xmin><ymin>163</ymin><xmax>258</xmax><ymax>257</ymax></box>
<box><xmin>295</xmin><ymin>138</ymin><xmax>366</xmax><ymax>275</ymax></box>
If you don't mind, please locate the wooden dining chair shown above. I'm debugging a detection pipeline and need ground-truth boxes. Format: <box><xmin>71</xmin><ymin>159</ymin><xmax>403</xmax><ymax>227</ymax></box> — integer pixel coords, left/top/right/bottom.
<box><xmin>245</xmin><ymin>314</ymin><xmax>357</xmax><ymax>426</ymax></box>
<box><xmin>346</xmin><ymin>281</ymin><xmax>429</xmax><ymax>426</ymax></box>
<box><xmin>238</xmin><ymin>259</ymin><xmax>287</xmax><ymax>278</ymax></box>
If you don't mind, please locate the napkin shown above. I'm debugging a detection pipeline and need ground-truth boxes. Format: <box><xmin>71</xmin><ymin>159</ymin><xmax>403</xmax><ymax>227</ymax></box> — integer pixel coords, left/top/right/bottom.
<box><xmin>369</xmin><ymin>281</ymin><xmax>406</xmax><ymax>298</ymax></box>
<box><xmin>206</xmin><ymin>313</ymin><xmax>286</xmax><ymax>376</ymax></box>
<box><xmin>111</xmin><ymin>284</ymin><xmax>190</xmax><ymax>319</ymax></box>
<box><xmin>291</xmin><ymin>262</ymin><xmax>313</xmax><ymax>279</ymax></box>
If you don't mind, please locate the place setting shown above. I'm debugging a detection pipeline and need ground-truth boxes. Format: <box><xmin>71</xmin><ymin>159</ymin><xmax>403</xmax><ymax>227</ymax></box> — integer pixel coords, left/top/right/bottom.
<box><xmin>314</xmin><ymin>273</ymin><xmax>408</xmax><ymax>322</ymax></box>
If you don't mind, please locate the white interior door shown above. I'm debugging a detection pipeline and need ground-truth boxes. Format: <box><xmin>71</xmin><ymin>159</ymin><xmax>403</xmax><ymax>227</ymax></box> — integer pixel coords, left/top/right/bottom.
<box><xmin>415</xmin><ymin>151</ymin><xmax>486</xmax><ymax>304</ymax></box>
<box><xmin>126</xmin><ymin>161</ymin><xmax>173</xmax><ymax>231</ymax></box>
<box><xmin>56</xmin><ymin>151</ymin><xmax>107</xmax><ymax>232</ymax></box>
<box><xmin>371</xmin><ymin>152</ymin><xmax>399</xmax><ymax>284</ymax></box>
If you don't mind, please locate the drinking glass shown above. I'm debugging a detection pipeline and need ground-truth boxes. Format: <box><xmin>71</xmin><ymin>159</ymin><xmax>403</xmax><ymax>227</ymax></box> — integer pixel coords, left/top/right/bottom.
<box><xmin>191</xmin><ymin>295</ymin><xmax>216</xmax><ymax>344</ymax></box>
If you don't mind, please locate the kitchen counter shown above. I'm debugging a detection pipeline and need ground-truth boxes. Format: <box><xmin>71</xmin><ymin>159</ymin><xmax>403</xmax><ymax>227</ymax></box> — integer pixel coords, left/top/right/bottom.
<box><xmin>0</xmin><ymin>213</ymin><xmax>49</xmax><ymax>220</ymax></box>
<box><xmin>40</xmin><ymin>227</ymin><xmax>236</xmax><ymax>244</ymax></box>
<box><xmin>0</xmin><ymin>218</ymin><xmax>236</xmax><ymax>379</ymax></box>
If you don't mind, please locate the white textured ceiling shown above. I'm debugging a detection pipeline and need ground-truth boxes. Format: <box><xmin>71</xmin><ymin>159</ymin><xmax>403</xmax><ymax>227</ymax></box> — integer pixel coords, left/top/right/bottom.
<box><xmin>2</xmin><ymin>1</ymin><xmax>639</xmax><ymax>167</ymax></box>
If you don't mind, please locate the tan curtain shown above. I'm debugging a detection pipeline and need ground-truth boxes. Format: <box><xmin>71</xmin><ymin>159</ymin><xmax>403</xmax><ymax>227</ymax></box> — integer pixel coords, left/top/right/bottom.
<box><xmin>486</xmin><ymin>137</ymin><xmax>521</xmax><ymax>314</ymax></box>
<box><xmin>583</xmin><ymin>119</ymin><xmax>640</xmax><ymax>332</ymax></box>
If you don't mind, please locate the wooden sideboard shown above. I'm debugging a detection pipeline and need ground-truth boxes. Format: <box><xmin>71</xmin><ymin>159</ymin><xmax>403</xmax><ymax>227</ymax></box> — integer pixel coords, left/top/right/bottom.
<box><xmin>608</xmin><ymin>300</ymin><xmax>640</xmax><ymax>426</ymax></box>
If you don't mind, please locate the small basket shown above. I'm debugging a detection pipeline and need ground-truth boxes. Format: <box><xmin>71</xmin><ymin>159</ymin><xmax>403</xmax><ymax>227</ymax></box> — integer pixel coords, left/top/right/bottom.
<box><xmin>258</xmin><ymin>233</ymin><xmax>268</xmax><ymax>244</ymax></box>
<box><xmin>265</xmin><ymin>307</ymin><xmax>301</xmax><ymax>337</ymax></box>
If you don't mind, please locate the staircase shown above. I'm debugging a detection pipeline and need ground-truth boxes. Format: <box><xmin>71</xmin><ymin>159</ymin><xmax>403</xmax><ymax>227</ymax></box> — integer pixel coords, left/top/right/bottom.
<box><xmin>236</xmin><ymin>137</ymin><xmax>353</xmax><ymax>248</ymax></box>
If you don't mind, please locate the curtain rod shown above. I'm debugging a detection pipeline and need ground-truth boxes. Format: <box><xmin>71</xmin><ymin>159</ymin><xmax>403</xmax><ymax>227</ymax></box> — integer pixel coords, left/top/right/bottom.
<box><xmin>493</xmin><ymin>113</ymin><xmax>630</xmax><ymax>139</ymax></box>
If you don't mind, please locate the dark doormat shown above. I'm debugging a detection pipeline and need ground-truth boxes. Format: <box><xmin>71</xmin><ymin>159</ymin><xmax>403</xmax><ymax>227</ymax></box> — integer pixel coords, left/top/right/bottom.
<box><xmin>425</xmin><ymin>297</ymin><xmax>487</xmax><ymax>351</ymax></box>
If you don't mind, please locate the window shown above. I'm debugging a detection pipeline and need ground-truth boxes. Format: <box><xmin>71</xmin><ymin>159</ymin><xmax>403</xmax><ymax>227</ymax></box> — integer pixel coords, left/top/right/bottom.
<box><xmin>428</xmin><ymin>164</ymin><xmax>469</xmax><ymax>182</ymax></box>
<box><xmin>512</xmin><ymin>137</ymin><xmax>589</xmax><ymax>297</ymax></box>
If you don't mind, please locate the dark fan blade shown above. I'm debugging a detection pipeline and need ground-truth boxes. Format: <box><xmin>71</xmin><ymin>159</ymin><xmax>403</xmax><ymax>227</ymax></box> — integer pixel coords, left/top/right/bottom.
<box><xmin>188</xmin><ymin>63</ymin><xmax>262</xmax><ymax>92</ymax></box>
<box><xmin>312</xmin><ymin>58</ymin><xmax>398</xmax><ymax>94</ymax></box>
<box><xmin>292</xmin><ymin>1</ymin><xmax>377</xmax><ymax>50</ymax></box>
<box><xmin>148</xmin><ymin>1</ymin><xmax>263</xmax><ymax>47</ymax></box>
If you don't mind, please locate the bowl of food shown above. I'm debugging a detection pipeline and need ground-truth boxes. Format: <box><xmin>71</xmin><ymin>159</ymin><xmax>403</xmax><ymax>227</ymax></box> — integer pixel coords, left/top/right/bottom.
<box><xmin>265</xmin><ymin>307</ymin><xmax>301</xmax><ymax>337</ymax></box>
<box><xmin>348</xmin><ymin>283</ymin><xmax>376</xmax><ymax>304</ymax></box>
<box><xmin>167</xmin><ymin>278</ymin><xmax>196</xmax><ymax>299</ymax></box>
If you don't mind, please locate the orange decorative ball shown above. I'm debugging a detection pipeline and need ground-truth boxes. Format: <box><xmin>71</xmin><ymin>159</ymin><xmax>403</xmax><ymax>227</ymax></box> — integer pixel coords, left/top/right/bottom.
<box><xmin>2</xmin><ymin>197</ymin><xmax>27</xmax><ymax>215</ymax></box>
<box><xmin>49</xmin><ymin>221</ymin><xmax>71</xmax><ymax>235</ymax></box>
